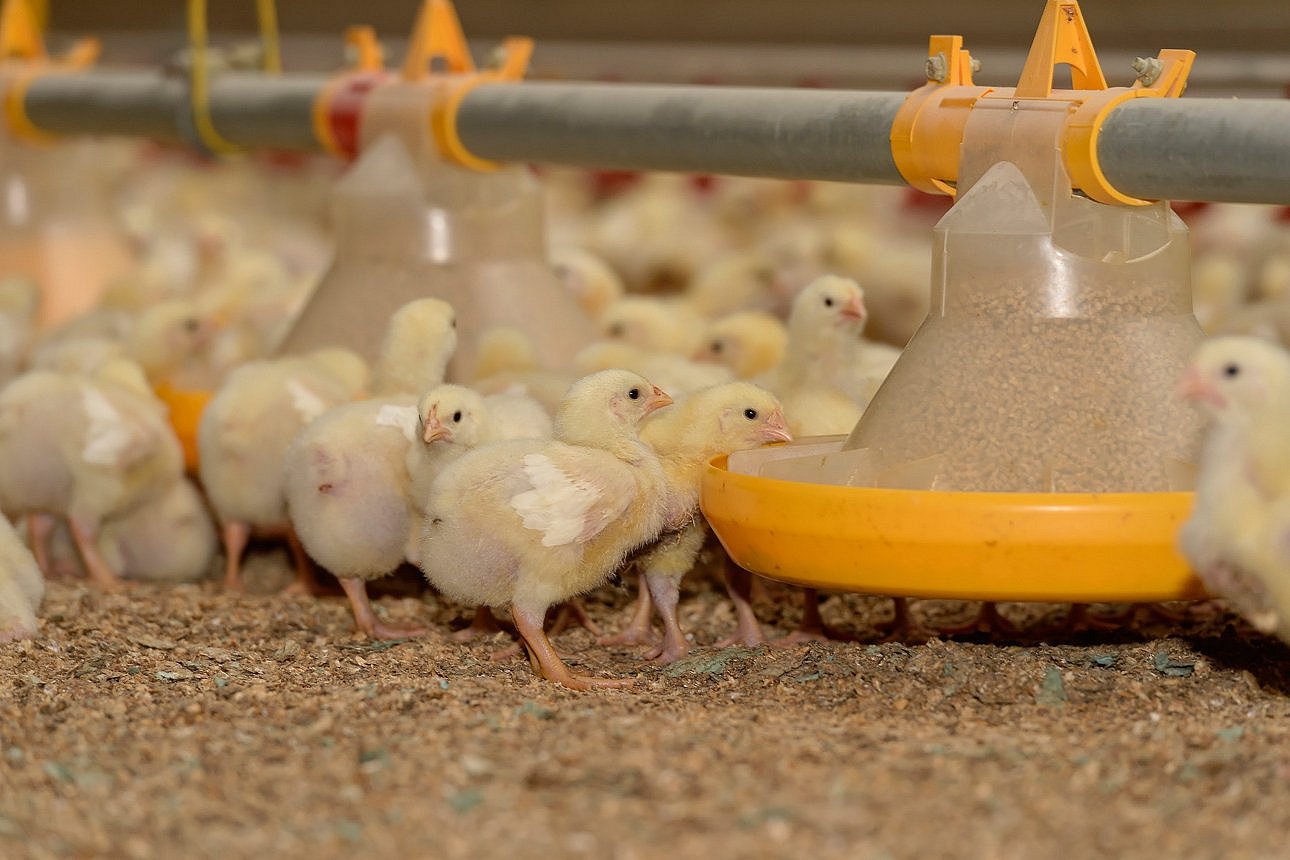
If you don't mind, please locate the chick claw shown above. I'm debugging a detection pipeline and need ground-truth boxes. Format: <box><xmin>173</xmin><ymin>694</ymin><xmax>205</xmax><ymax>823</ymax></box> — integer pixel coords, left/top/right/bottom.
<box><xmin>339</xmin><ymin>577</ymin><xmax>427</xmax><ymax>641</ymax></box>
<box><xmin>513</xmin><ymin>606</ymin><xmax>633</xmax><ymax>691</ymax></box>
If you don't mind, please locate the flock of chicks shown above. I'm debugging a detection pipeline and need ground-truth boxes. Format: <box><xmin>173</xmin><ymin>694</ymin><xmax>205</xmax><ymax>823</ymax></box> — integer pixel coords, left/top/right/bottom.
<box><xmin>3</xmin><ymin>153</ymin><xmax>1290</xmax><ymax>689</ymax></box>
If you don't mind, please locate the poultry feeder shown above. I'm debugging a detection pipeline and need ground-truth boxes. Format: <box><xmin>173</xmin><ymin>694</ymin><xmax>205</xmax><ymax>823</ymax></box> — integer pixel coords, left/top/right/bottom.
<box><xmin>276</xmin><ymin>0</ymin><xmax>596</xmax><ymax>380</ymax></box>
<box><xmin>702</xmin><ymin>1</ymin><xmax>1211</xmax><ymax>602</ymax></box>
<box><xmin>0</xmin><ymin>2</ymin><xmax>132</xmax><ymax>328</ymax></box>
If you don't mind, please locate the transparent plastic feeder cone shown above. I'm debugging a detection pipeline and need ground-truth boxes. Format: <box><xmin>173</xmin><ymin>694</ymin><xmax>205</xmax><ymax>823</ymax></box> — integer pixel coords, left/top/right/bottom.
<box><xmin>276</xmin><ymin>134</ymin><xmax>596</xmax><ymax>380</ymax></box>
<box><xmin>843</xmin><ymin>144</ymin><xmax>1204</xmax><ymax>490</ymax></box>
<box><xmin>0</xmin><ymin>136</ymin><xmax>135</xmax><ymax>329</ymax></box>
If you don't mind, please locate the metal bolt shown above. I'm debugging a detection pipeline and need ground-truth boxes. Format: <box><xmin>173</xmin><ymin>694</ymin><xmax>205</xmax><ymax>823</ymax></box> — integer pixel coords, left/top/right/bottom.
<box><xmin>1132</xmin><ymin>56</ymin><xmax>1164</xmax><ymax>87</ymax></box>
<box><xmin>926</xmin><ymin>52</ymin><xmax>948</xmax><ymax>83</ymax></box>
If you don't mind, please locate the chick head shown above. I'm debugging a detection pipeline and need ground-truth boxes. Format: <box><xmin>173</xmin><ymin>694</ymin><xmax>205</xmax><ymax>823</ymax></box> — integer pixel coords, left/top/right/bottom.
<box><xmin>551</xmin><ymin>248</ymin><xmax>624</xmax><ymax>321</ymax></box>
<box><xmin>685</xmin><ymin>382</ymin><xmax>793</xmax><ymax>451</ymax></box>
<box><xmin>791</xmin><ymin>275</ymin><xmax>868</xmax><ymax>338</ymax></box>
<box><xmin>695</xmin><ymin>311</ymin><xmax>788</xmax><ymax>379</ymax></box>
<box><xmin>1178</xmin><ymin>336</ymin><xmax>1290</xmax><ymax>419</ymax></box>
<box><xmin>556</xmin><ymin>369</ymin><xmax>672</xmax><ymax>449</ymax></box>
<box><xmin>417</xmin><ymin>384</ymin><xmax>487</xmax><ymax>447</ymax></box>
<box><xmin>600</xmin><ymin>298</ymin><xmax>675</xmax><ymax>352</ymax></box>
<box><xmin>131</xmin><ymin>299</ymin><xmax>221</xmax><ymax>378</ymax></box>
<box><xmin>384</xmin><ymin>298</ymin><xmax>458</xmax><ymax>358</ymax></box>
<box><xmin>375</xmin><ymin>298</ymin><xmax>459</xmax><ymax>394</ymax></box>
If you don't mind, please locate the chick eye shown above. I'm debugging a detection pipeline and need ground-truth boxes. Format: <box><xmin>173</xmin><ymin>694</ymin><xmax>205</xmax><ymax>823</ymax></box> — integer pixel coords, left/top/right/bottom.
<box><xmin>710</xmin><ymin>340</ymin><xmax>724</xmax><ymax>354</ymax></box>
<box><xmin>450</xmin><ymin>318</ymin><xmax>457</xmax><ymax>329</ymax></box>
<box><xmin>184</xmin><ymin>318</ymin><xmax>201</xmax><ymax>332</ymax></box>
<box><xmin>1224</xmin><ymin>363</ymin><xmax>1241</xmax><ymax>378</ymax></box>
<box><xmin>744</xmin><ymin>408</ymin><xmax>758</xmax><ymax>420</ymax></box>
<box><xmin>452</xmin><ymin>411</ymin><xmax>462</xmax><ymax>423</ymax></box>
<box><xmin>756</xmin><ymin>268</ymin><xmax>775</xmax><ymax>285</ymax></box>
<box><xmin>823</xmin><ymin>297</ymin><xmax>834</xmax><ymax>308</ymax></box>
<box><xmin>628</xmin><ymin>387</ymin><xmax>640</xmax><ymax>400</ymax></box>
<box><xmin>608</xmin><ymin>322</ymin><xmax>626</xmax><ymax>337</ymax></box>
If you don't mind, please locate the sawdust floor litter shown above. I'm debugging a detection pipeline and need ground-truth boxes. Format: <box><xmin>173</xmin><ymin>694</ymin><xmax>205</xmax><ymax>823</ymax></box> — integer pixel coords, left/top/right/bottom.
<box><xmin>2</xmin><ymin>548</ymin><xmax>1288</xmax><ymax>860</ymax></box>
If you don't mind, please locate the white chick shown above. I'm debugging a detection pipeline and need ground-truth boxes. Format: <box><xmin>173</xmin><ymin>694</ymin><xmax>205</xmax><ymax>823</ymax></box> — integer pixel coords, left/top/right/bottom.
<box><xmin>551</xmin><ymin>248</ymin><xmax>625</xmax><ymax>322</ymax></box>
<box><xmin>600</xmin><ymin>296</ymin><xmax>707</xmax><ymax>357</ymax></box>
<box><xmin>0</xmin><ymin>359</ymin><xmax>184</xmax><ymax>590</ymax></box>
<box><xmin>199</xmin><ymin>348</ymin><xmax>370</xmax><ymax>591</ymax></box>
<box><xmin>685</xmin><ymin>251</ymin><xmax>793</xmax><ymax>320</ymax></box>
<box><xmin>0</xmin><ymin>277</ymin><xmax>39</xmax><ymax>388</ymax></box>
<box><xmin>608</xmin><ymin>383</ymin><xmax>791</xmax><ymax>663</ymax></box>
<box><xmin>128</xmin><ymin>298</ymin><xmax>224</xmax><ymax>388</ymax></box>
<box><xmin>97</xmin><ymin>478</ymin><xmax>217</xmax><ymax>583</ymax></box>
<box><xmin>0</xmin><ymin>513</ymin><xmax>44</xmax><ymax>642</ymax></box>
<box><xmin>575</xmin><ymin>341</ymin><xmax>733</xmax><ymax>398</ymax></box>
<box><xmin>694</xmin><ymin>311</ymin><xmax>788</xmax><ymax>380</ymax></box>
<box><xmin>471</xmin><ymin>327</ymin><xmax>578</xmax><ymax>415</ymax></box>
<box><xmin>284</xmin><ymin>299</ymin><xmax>457</xmax><ymax>638</ymax></box>
<box><xmin>406</xmin><ymin>383</ymin><xmax>554</xmax><ymax>515</ymax></box>
<box><xmin>418</xmin><ymin>370</ymin><xmax>676</xmax><ymax>690</ymax></box>
<box><xmin>1178</xmin><ymin>336</ymin><xmax>1290</xmax><ymax>639</ymax></box>
<box><xmin>761</xmin><ymin>275</ymin><xmax>898</xmax><ymax>411</ymax></box>
<box><xmin>372</xmin><ymin>298</ymin><xmax>458</xmax><ymax>395</ymax></box>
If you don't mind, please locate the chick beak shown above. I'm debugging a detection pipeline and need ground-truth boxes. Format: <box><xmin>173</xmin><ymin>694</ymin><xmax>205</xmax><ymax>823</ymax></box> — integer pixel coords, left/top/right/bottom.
<box><xmin>422</xmin><ymin>406</ymin><xmax>451</xmax><ymax>444</ymax></box>
<box><xmin>646</xmin><ymin>385</ymin><xmax>673</xmax><ymax>415</ymax></box>
<box><xmin>758</xmin><ymin>409</ymin><xmax>793</xmax><ymax>443</ymax></box>
<box><xmin>838</xmin><ymin>293</ymin><xmax>867</xmax><ymax>323</ymax></box>
<box><xmin>1175</xmin><ymin>367</ymin><xmax>1226</xmax><ymax>409</ymax></box>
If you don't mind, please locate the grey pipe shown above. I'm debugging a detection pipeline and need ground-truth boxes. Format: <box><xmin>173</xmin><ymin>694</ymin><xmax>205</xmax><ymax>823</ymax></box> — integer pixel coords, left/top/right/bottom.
<box><xmin>457</xmin><ymin>82</ymin><xmax>910</xmax><ymax>184</ymax></box>
<box><xmin>22</xmin><ymin>70</ymin><xmax>327</xmax><ymax>151</ymax></box>
<box><xmin>16</xmin><ymin>73</ymin><xmax>1290</xmax><ymax>204</ymax></box>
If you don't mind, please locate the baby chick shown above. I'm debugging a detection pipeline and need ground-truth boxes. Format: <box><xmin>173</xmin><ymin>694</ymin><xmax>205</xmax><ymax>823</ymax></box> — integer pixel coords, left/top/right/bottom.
<box><xmin>418</xmin><ymin>370</ymin><xmax>675</xmax><ymax>690</ymax></box>
<box><xmin>1178</xmin><ymin>336</ymin><xmax>1290</xmax><ymax>639</ymax></box>
<box><xmin>551</xmin><ymin>248</ymin><xmax>625</xmax><ymax>322</ymax></box>
<box><xmin>0</xmin><ymin>513</ymin><xmax>44</xmax><ymax>642</ymax></box>
<box><xmin>694</xmin><ymin>310</ymin><xmax>788</xmax><ymax>380</ymax></box>
<box><xmin>128</xmin><ymin>298</ymin><xmax>225</xmax><ymax>389</ymax></box>
<box><xmin>600</xmin><ymin>296</ymin><xmax>707</xmax><ymax>357</ymax></box>
<box><xmin>609</xmin><ymin>383</ymin><xmax>791</xmax><ymax>663</ymax></box>
<box><xmin>0</xmin><ymin>276</ymin><xmax>39</xmax><ymax>388</ymax></box>
<box><xmin>0</xmin><ymin>359</ymin><xmax>184</xmax><ymax>590</ymax></box>
<box><xmin>97</xmin><ymin>478</ymin><xmax>217</xmax><ymax>583</ymax></box>
<box><xmin>472</xmin><ymin>327</ymin><xmax>579</xmax><ymax>415</ymax></box>
<box><xmin>574</xmin><ymin>341</ymin><xmax>733</xmax><ymax>398</ymax></box>
<box><xmin>198</xmin><ymin>348</ymin><xmax>369</xmax><ymax>591</ymax></box>
<box><xmin>284</xmin><ymin>300</ymin><xmax>458</xmax><ymax>638</ymax></box>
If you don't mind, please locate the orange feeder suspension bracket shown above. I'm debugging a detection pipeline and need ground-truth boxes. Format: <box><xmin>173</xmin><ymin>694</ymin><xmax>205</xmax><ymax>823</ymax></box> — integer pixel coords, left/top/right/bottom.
<box><xmin>890</xmin><ymin>0</ymin><xmax>1195</xmax><ymax>206</ymax></box>
<box><xmin>0</xmin><ymin>0</ymin><xmax>99</xmax><ymax>145</ymax></box>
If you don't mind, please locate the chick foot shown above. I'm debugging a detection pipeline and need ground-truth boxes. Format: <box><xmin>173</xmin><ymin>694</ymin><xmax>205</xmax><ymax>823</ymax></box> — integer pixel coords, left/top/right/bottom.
<box><xmin>339</xmin><ymin>577</ymin><xmax>427</xmax><ymax>640</ymax></box>
<box><xmin>548</xmin><ymin>599</ymin><xmax>602</xmax><ymax>638</ymax></box>
<box><xmin>513</xmin><ymin>605</ymin><xmax>633</xmax><ymax>691</ymax></box>
<box><xmin>453</xmin><ymin>606</ymin><xmax>505</xmax><ymax>642</ymax></box>
<box><xmin>597</xmin><ymin>573</ymin><xmax>660</xmax><ymax>647</ymax></box>
<box><xmin>714</xmin><ymin>562</ymin><xmax>767</xmax><ymax>648</ymax></box>
<box><xmin>281</xmin><ymin>527</ymin><xmax>324</xmax><ymax>597</ymax></box>
<box><xmin>642</xmin><ymin>570</ymin><xmax>689</xmax><ymax>664</ymax></box>
<box><xmin>220</xmin><ymin>521</ymin><xmax>250</xmax><ymax>593</ymax></box>
<box><xmin>69</xmin><ymin>517</ymin><xmax>126</xmax><ymax>592</ymax></box>
<box><xmin>871</xmin><ymin>598</ymin><xmax>939</xmax><ymax>642</ymax></box>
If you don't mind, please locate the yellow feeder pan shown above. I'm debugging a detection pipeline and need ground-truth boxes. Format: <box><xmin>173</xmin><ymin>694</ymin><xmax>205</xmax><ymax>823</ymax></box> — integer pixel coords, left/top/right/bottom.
<box><xmin>154</xmin><ymin>382</ymin><xmax>211</xmax><ymax>473</ymax></box>
<box><xmin>703</xmin><ymin>448</ymin><xmax>1208</xmax><ymax>603</ymax></box>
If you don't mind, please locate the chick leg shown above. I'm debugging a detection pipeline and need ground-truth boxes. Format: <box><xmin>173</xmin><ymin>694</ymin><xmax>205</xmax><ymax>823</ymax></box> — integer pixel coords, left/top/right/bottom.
<box><xmin>935</xmin><ymin>602</ymin><xmax>1023</xmax><ymax>636</ymax></box>
<box><xmin>67</xmin><ymin>517</ymin><xmax>125</xmax><ymax>592</ymax></box>
<box><xmin>26</xmin><ymin>513</ymin><xmax>57</xmax><ymax>579</ymax></box>
<box><xmin>715</xmin><ymin>560</ymin><xmax>767</xmax><ymax>648</ymax></box>
<box><xmin>597</xmin><ymin>573</ymin><xmax>660</xmax><ymax>647</ymax></box>
<box><xmin>547</xmin><ymin>599</ymin><xmax>602</xmax><ymax>638</ymax></box>
<box><xmin>220</xmin><ymin>521</ymin><xmax>250</xmax><ymax>592</ymax></box>
<box><xmin>512</xmin><ymin>603</ymin><xmax>633</xmax><ymax>691</ymax></box>
<box><xmin>452</xmin><ymin>606</ymin><xmax>504</xmax><ymax>642</ymax></box>
<box><xmin>774</xmin><ymin>589</ymin><xmax>847</xmax><ymax>646</ymax></box>
<box><xmin>338</xmin><ymin>577</ymin><xmax>427</xmax><ymax>641</ymax></box>
<box><xmin>282</xmin><ymin>526</ymin><xmax>323</xmax><ymax>597</ymax></box>
<box><xmin>642</xmin><ymin>571</ymin><xmax>689</xmax><ymax>664</ymax></box>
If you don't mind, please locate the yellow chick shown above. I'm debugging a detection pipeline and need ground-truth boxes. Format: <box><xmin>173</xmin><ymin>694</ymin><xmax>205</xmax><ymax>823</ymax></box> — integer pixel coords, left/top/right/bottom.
<box><xmin>199</xmin><ymin>348</ymin><xmax>370</xmax><ymax>591</ymax></box>
<box><xmin>406</xmin><ymin>383</ymin><xmax>554</xmax><ymax>515</ymax></box>
<box><xmin>1178</xmin><ymin>336</ymin><xmax>1290</xmax><ymax>639</ymax></box>
<box><xmin>418</xmin><ymin>370</ymin><xmax>675</xmax><ymax>690</ymax></box>
<box><xmin>283</xmin><ymin>300</ymin><xmax>458</xmax><ymax>638</ymax></box>
<box><xmin>97</xmin><ymin>478</ymin><xmax>217</xmax><ymax>583</ymax></box>
<box><xmin>471</xmin><ymin>327</ymin><xmax>579</xmax><ymax>415</ymax></box>
<box><xmin>128</xmin><ymin>298</ymin><xmax>225</xmax><ymax>389</ymax></box>
<box><xmin>551</xmin><ymin>248</ymin><xmax>625</xmax><ymax>322</ymax></box>
<box><xmin>613</xmin><ymin>383</ymin><xmax>791</xmax><ymax>663</ymax></box>
<box><xmin>0</xmin><ymin>277</ymin><xmax>39</xmax><ymax>389</ymax></box>
<box><xmin>0</xmin><ymin>359</ymin><xmax>184</xmax><ymax>590</ymax></box>
<box><xmin>0</xmin><ymin>513</ymin><xmax>44</xmax><ymax>642</ymax></box>
<box><xmin>574</xmin><ymin>340</ymin><xmax>733</xmax><ymax>398</ymax></box>
<box><xmin>600</xmin><ymin>296</ymin><xmax>707</xmax><ymax>357</ymax></box>
<box><xmin>685</xmin><ymin>250</ymin><xmax>793</xmax><ymax>320</ymax></box>
<box><xmin>694</xmin><ymin>310</ymin><xmax>788</xmax><ymax>380</ymax></box>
